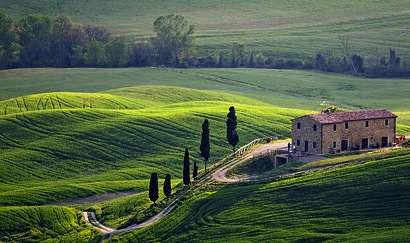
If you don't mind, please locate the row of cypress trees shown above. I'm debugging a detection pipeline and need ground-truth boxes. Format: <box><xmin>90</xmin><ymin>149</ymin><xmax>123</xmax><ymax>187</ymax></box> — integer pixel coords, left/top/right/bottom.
<box><xmin>149</xmin><ymin>106</ymin><xmax>239</xmax><ymax>203</ymax></box>
<box><xmin>149</xmin><ymin>173</ymin><xmax>172</xmax><ymax>204</ymax></box>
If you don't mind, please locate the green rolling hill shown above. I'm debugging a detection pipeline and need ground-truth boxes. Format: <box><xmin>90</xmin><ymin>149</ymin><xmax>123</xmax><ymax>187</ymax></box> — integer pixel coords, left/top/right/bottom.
<box><xmin>113</xmin><ymin>149</ymin><xmax>410</xmax><ymax>242</ymax></box>
<box><xmin>0</xmin><ymin>86</ymin><xmax>307</xmax><ymax>241</ymax></box>
<box><xmin>0</xmin><ymin>0</ymin><xmax>409</xmax><ymax>241</ymax></box>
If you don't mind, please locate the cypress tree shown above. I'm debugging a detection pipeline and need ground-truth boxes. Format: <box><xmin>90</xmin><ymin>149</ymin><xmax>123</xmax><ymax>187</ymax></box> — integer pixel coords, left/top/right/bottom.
<box><xmin>199</xmin><ymin>119</ymin><xmax>210</xmax><ymax>171</ymax></box>
<box><xmin>163</xmin><ymin>173</ymin><xmax>171</xmax><ymax>198</ymax></box>
<box><xmin>193</xmin><ymin>161</ymin><xmax>198</xmax><ymax>180</ymax></box>
<box><xmin>183</xmin><ymin>148</ymin><xmax>190</xmax><ymax>185</ymax></box>
<box><xmin>149</xmin><ymin>172</ymin><xmax>159</xmax><ymax>203</ymax></box>
<box><xmin>226</xmin><ymin>106</ymin><xmax>239</xmax><ymax>152</ymax></box>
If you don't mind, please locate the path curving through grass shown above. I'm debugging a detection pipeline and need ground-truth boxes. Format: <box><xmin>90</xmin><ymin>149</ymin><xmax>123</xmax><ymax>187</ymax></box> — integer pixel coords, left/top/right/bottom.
<box><xmin>83</xmin><ymin>139</ymin><xmax>287</xmax><ymax>240</ymax></box>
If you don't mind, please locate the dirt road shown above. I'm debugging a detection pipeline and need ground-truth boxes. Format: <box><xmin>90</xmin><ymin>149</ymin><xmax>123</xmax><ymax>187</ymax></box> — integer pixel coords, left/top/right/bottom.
<box><xmin>212</xmin><ymin>142</ymin><xmax>288</xmax><ymax>182</ymax></box>
<box><xmin>85</xmin><ymin>141</ymin><xmax>289</xmax><ymax>240</ymax></box>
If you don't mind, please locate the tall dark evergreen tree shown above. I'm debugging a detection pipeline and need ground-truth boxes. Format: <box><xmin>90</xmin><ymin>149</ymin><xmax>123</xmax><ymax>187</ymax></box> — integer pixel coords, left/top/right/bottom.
<box><xmin>199</xmin><ymin>119</ymin><xmax>210</xmax><ymax>171</ymax></box>
<box><xmin>163</xmin><ymin>173</ymin><xmax>171</xmax><ymax>198</ymax></box>
<box><xmin>149</xmin><ymin>172</ymin><xmax>159</xmax><ymax>203</ymax></box>
<box><xmin>226</xmin><ymin>106</ymin><xmax>239</xmax><ymax>152</ymax></box>
<box><xmin>183</xmin><ymin>148</ymin><xmax>191</xmax><ymax>185</ymax></box>
<box><xmin>193</xmin><ymin>161</ymin><xmax>198</xmax><ymax>180</ymax></box>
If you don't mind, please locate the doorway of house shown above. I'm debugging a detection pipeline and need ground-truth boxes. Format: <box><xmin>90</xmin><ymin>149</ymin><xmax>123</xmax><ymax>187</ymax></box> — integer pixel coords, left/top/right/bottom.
<box><xmin>381</xmin><ymin>137</ymin><xmax>388</xmax><ymax>147</ymax></box>
<box><xmin>362</xmin><ymin>138</ymin><xmax>369</xmax><ymax>149</ymax></box>
<box><xmin>304</xmin><ymin>141</ymin><xmax>309</xmax><ymax>152</ymax></box>
<box><xmin>341</xmin><ymin>140</ymin><xmax>348</xmax><ymax>151</ymax></box>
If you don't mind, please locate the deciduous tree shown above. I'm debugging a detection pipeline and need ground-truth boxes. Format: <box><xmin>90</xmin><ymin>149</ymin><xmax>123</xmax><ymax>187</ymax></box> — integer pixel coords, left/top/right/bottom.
<box><xmin>17</xmin><ymin>14</ymin><xmax>53</xmax><ymax>67</ymax></box>
<box><xmin>85</xmin><ymin>39</ymin><xmax>107</xmax><ymax>67</ymax></box>
<box><xmin>149</xmin><ymin>172</ymin><xmax>159</xmax><ymax>203</ymax></box>
<box><xmin>106</xmin><ymin>37</ymin><xmax>130</xmax><ymax>67</ymax></box>
<box><xmin>153</xmin><ymin>14</ymin><xmax>194</xmax><ymax>66</ymax></box>
<box><xmin>0</xmin><ymin>9</ymin><xmax>17</xmax><ymax>69</ymax></box>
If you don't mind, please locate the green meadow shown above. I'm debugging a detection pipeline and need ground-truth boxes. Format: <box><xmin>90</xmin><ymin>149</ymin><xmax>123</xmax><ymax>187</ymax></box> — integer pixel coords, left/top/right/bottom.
<box><xmin>0</xmin><ymin>67</ymin><xmax>409</xmax><ymax>241</ymax></box>
<box><xmin>1</xmin><ymin>0</ymin><xmax>410</xmax><ymax>241</ymax></box>
<box><xmin>2</xmin><ymin>0</ymin><xmax>410</xmax><ymax>58</ymax></box>
<box><xmin>113</xmin><ymin>149</ymin><xmax>410</xmax><ymax>242</ymax></box>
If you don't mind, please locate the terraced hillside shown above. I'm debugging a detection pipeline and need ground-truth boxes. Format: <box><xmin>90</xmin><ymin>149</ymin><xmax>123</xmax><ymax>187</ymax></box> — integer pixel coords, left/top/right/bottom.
<box><xmin>113</xmin><ymin>149</ymin><xmax>410</xmax><ymax>242</ymax></box>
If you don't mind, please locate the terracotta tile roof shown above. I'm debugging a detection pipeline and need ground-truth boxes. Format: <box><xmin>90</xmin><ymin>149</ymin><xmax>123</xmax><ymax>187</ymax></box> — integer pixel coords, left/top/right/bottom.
<box><xmin>308</xmin><ymin>109</ymin><xmax>397</xmax><ymax>124</ymax></box>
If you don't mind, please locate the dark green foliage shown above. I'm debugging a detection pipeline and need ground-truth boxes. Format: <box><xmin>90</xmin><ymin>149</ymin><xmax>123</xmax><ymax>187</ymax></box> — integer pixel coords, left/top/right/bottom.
<box><xmin>199</xmin><ymin>119</ymin><xmax>210</xmax><ymax>171</ymax></box>
<box><xmin>352</xmin><ymin>54</ymin><xmax>364</xmax><ymax>73</ymax></box>
<box><xmin>226</xmin><ymin>106</ymin><xmax>239</xmax><ymax>152</ymax></box>
<box><xmin>84</xmin><ymin>39</ymin><xmax>107</xmax><ymax>67</ymax></box>
<box><xmin>163</xmin><ymin>173</ymin><xmax>172</xmax><ymax>198</ymax></box>
<box><xmin>149</xmin><ymin>173</ymin><xmax>159</xmax><ymax>203</ymax></box>
<box><xmin>106</xmin><ymin>37</ymin><xmax>130</xmax><ymax>67</ymax></box>
<box><xmin>17</xmin><ymin>14</ymin><xmax>53</xmax><ymax>67</ymax></box>
<box><xmin>0</xmin><ymin>9</ymin><xmax>17</xmax><ymax>69</ymax></box>
<box><xmin>183</xmin><ymin>148</ymin><xmax>190</xmax><ymax>185</ymax></box>
<box><xmin>153</xmin><ymin>14</ymin><xmax>194</xmax><ymax>66</ymax></box>
<box><xmin>193</xmin><ymin>161</ymin><xmax>198</xmax><ymax>180</ymax></box>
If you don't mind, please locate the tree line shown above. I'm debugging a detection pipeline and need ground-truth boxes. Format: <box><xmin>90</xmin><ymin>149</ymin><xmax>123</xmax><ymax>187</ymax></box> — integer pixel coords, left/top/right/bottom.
<box><xmin>149</xmin><ymin>106</ymin><xmax>239</xmax><ymax>203</ymax></box>
<box><xmin>2</xmin><ymin>9</ymin><xmax>408</xmax><ymax>77</ymax></box>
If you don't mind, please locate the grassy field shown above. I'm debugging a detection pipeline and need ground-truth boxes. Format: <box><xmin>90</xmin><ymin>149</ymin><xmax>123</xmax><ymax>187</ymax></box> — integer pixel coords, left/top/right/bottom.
<box><xmin>1</xmin><ymin>1</ymin><xmax>409</xmax><ymax>241</ymax></box>
<box><xmin>2</xmin><ymin>0</ymin><xmax>410</xmax><ymax>59</ymax></box>
<box><xmin>0</xmin><ymin>206</ymin><xmax>100</xmax><ymax>242</ymax></box>
<box><xmin>113</xmin><ymin>149</ymin><xmax>410</xmax><ymax>242</ymax></box>
<box><xmin>1</xmin><ymin>68</ymin><xmax>409</xmax><ymax>128</ymax></box>
<box><xmin>0</xmin><ymin>86</ymin><xmax>307</xmax><ymax>241</ymax></box>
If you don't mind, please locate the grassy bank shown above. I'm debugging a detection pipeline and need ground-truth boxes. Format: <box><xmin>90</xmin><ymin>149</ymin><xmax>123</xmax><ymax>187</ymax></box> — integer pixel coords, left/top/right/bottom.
<box><xmin>114</xmin><ymin>149</ymin><xmax>410</xmax><ymax>242</ymax></box>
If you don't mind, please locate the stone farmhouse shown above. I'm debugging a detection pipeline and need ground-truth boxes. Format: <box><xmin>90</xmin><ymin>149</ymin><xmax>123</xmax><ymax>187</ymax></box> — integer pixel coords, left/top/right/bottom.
<box><xmin>292</xmin><ymin>109</ymin><xmax>397</xmax><ymax>155</ymax></box>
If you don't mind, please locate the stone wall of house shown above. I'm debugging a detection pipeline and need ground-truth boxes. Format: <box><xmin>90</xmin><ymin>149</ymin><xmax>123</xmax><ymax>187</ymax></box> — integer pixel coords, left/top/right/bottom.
<box><xmin>293</xmin><ymin>116</ymin><xmax>396</xmax><ymax>155</ymax></box>
<box><xmin>321</xmin><ymin>117</ymin><xmax>396</xmax><ymax>154</ymax></box>
<box><xmin>292</xmin><ymin>116</ymin><xmax>322</xmax><ymax>154</ymax></box>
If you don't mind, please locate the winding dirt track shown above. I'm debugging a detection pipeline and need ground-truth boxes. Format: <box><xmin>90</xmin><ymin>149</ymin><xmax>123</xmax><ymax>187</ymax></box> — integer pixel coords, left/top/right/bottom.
<box><xmin>84</xmin><ymin>141</ymin><xmax>288</xmax><ymax>240</ymax></box>
<box><xmin>212</xmin><ymin>142</ymin><xmax>288</xmax><ymax>182</ymax></box>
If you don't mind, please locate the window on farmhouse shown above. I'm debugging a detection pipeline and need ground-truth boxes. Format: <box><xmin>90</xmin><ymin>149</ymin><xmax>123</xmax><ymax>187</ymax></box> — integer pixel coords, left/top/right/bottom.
<box><xmin>333</xmin><ymin>141</ymin><xmax>337</xmax><ymax>148</ymax></box>
<box><xmin>297</xmin><ymin>122</ymin><xmax>301</xmax><ymax>129</ymax></box>
<box><xmin>365</xmin><ymin>121</ymin><xmax>369</xmax><ymax>127</ymax></box>
<box><xmin>297</xmin><ymin>140</ymin><xmax>300</xmax><ymax>146</ymax></box>
<box><xmin>385</xmin><ymin>119</ymin><xmax>389</xmax><ymax>126</ymax></box>
<box><xmin>333</xmin><ymin>124</ymin><xmax>337</xmax><ymax>131</ymax></box>
<box><xmin>313</xmin><ymin>124</ymin><xmax>317</xmax><ymax>131</ymax></box>
<box><xmin>345</xmin><ymin>122</ymin><xmax>349</xmax><ymax>129</ymax></box>
<box><xmin>313</xmin><ymin>142</ymin><xmax>317</xmax><ymax>148</ymax></box>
